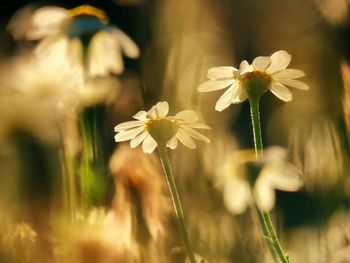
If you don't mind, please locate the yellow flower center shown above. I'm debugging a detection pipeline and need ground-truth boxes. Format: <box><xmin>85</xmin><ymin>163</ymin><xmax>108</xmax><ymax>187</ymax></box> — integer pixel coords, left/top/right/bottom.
<box><xmin>146</xmin><ymin>118</ymin><xmax>179</xmax><ymax>145</ymax></box>
<box><xmin>68</xmin><ymin>5</ymin><xmax>109</xmax><ymax>23</ymax></box>
<box><xmin>241</xmin><ymin>71</ymin><xmax>272</xmax><ymax>99</ymax></box>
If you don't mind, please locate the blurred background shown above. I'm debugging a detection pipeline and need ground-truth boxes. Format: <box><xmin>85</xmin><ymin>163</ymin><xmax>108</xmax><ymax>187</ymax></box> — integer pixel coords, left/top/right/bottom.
<box><xmin>0</xmin><ymin>0</ymin><xmax>350</xmax><ymax>262</ymax></box>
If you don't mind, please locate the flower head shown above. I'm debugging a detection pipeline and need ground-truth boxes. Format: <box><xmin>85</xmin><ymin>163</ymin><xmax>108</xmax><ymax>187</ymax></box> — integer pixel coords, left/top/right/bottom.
<box><xmin>198</xmin><ymin>50</ymin><xmax>309</xmax><ymax>111</ymax></box>
<box><xmin>221</xmin><ymin>147</ymin><xmax>303</xmax><ymax>214</ymax></box>
<box><xmin>114</xmin><ymin>101</ymin><xmax>210</xmax><ymax>153</ymax></box>
<box><xmin>10</xmin><ymin>5</ymin><xmax>139</xmax><ymax>77</ymax></box>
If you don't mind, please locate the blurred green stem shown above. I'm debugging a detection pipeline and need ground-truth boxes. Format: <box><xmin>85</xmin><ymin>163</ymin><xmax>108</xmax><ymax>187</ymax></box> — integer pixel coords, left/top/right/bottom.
<box><xmin>158</xmin><ymin>145</ymin><xmax>196</xmax><ymax>263</ymax></box>
<box><xmin>249</xmin><ymin>97</ymin><xmax>289</xmax><ymax>263</ymax></box>
<box><xmin>79</xmin><ymin>105</ymin><xmax>107</xmax><ymax>212</ymax></box>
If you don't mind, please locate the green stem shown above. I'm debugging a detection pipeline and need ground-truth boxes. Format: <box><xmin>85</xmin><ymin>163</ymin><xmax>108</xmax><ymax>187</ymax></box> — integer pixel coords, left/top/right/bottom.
<box><xmin>158</xmin><ymin>145</ymin><xmax>196</xmax><ymax>263</ymax></box>
<box><xmin>249</xmin><ymin>97</ymin><xmax>289</xmax><ymax>263</ymax></box>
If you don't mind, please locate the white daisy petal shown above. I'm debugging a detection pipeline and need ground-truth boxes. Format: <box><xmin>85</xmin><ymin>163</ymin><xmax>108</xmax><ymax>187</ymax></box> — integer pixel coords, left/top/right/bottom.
<box><xmin>215</xmin><ymin>85</ymin><xmax>236</xmax><ymax>112</ymax></box>
<box><xmin>198</xmin><ymin>79</ymin><xmax>234</xmax><ymax>92</ymax></box>
<box><xmin>155</xmin><ymin>101</ymin><xmax>169</xmax><ymax>118</ymax></box>
<box><xmin>230</xmin><ymin>83</ymin><xmax>248</xmax><ymax>104</ymax></box>
<box><xmin>66</xmin><ymin>38</ymin><xmax>83</xmax><ymax>71</ymax></box>
<box><xmin>254</xmin><ymin>180</ymin><xmax>275</xmax><ymax>211</ymax></box>
<box><xmin>266</xmin><ymin>50</ymin><xmax>291</xmax><ymax>74</ymax></box>
<box><xmin>113</xmin><ymin>29</ymin><xmax>140</xmax><ymax>58</ymax></box>
<box><xmin>142</xmin><ymin>135</ymin><xmax>158</xmax><ymax>153</ymax></box>
<box><xmin>32</xmin><ymin>7</ymin><xmax>67</xmax><ymax>29</ymax></box>
<box><xmin>176</xmin><ymin>129</ymin><xmax>196</xmax><ymax>149</ymax></box>
<box><xmin>181</xmin><ymin>126</ymin><xmax>209</xmax><ymax>143</ymax></box>
<box><xmin>223</xmin><ymin>178</ymin><xmax>250</xmax><ymax>214</ymax></box>
<box><xmin>269</xmin><ymin>82</ymin><xmax>293</xmax><ymax>102</ymax></box>
<box><xmin>262</xmin><ymin>163</ymin><xmax>303</xmax><ymax>192</ymax></box>
<box><xmin>273</xmin><ymin>69</ymin><xmax>305</xmax><ymax>79</ymax></box>
<box><xmin>114</xmin><ymin>121</ymin><xmax>144</xmax><ymax>132</ymax></box>
<box><xmin>252</xmin><ymin>56</ymin><xmax>271</xmax><ymax>70</ymax></box>
<box><xmin>167</xmin><ymin>135</ymin><xmax>178</xmax><ymax>149</ymax></box>
<box><xmin>185</xmin><ymin>123</ymin><xmax>211</xmax><ymax>129</ymax></box>
<box><xmin>175</xmin><ymin>110</ymin><xmax>198</xmax><ymax>122</ymax></box>
<box><xmin>114</xmin><ymin>126</ymin><xmax>144</xmax><ymax>142</ymax></box>
<box><xmin>277</xmin><ymin>79</ymin><xmax>310</xmax><ymax>90</ymax></box>
<box><xmin>130</xmin><ymin>130</ymin><xmax>148</xmax><ymax>148</ymax></box>
<box><xmin>207</xmin><ymin>66</ymin><xmax>236</xmax><ymax>80</ymax></box>
<box><xmin>239</xmin><ymin>60</ymin><xmax>250</xmax><ymax>73</ymax></box>
<box><xmin>215</xmin><ymin>82</ymin><xmax>246</xmax><ymax>111</ymax></box>
<box><xmin>133</xmin><ymin>111</ymin><xmax>148</xmax><ymax>120</ymax></box>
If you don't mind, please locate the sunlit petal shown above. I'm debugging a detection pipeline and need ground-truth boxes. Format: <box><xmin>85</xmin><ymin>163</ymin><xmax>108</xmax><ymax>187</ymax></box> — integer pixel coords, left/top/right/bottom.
<box><xmin>142</xmin><ymin>135</ymin><xmax>158</xmax><ymax>153</ymax></box>
<box><xmin>114</xmin><ymin>126</ymin><xmax>144</xmax><ymax>142</ymax></box>
<box><xmin>130</xmin><ymin>130</ymin><xmax>148</xmax><ymax>148</ymax></box>
<box><xmin>176</xmin><ymin>129</ymin><xmax>196</xmax><ymax>149</ymax></box>
<box><xmin>114</xmin><ymin>121</ymin><xmax>144</xmax><ymax>131</ymax></box>
<box><xmin>167</xmin><ymin>135</ymin><xmax>178</xmax><ymax>149</ymax></box>
<box><xmin>273</xmin><ymin>69</ymin><xmax>305</xmax><ymax>79</ymax></box>
<box><xmin>113</xmin><ymin>29</ymin><xmax>140</xmax><ymax>58</ymax></box>
<box><xmin>175</xmin><ymin>110</ymin><xmax>198</xmax><ymax>122</ymax></box>
<box><xmin>198</xmin><ymin>79</ymin><xmax>234</xmax><ymax>92</ymax></box>
<box><xmin>252</xmin><ymin>56</ymin><xmax>271</xmax><ymax>70</ymax></box>
<box><xmin>269</xmin><ymin>82</ymin><xmax>292</xmax><ymax>102</ymax></box>
<box><xmin>277</xmin><ymin>79</ymin><xmax>310</xmax><ymax>90</ymax></box>
<box><xmin>266</xmin><ymin>50</ymin><xmax>291</xmax><ymax>74</ymax></box>
<box><xmin>180</xmin><ymin>126</ymin><xmax>210</xmax><ymax>143</ymax></box>
<box><xmin>207</xmin><ymin>66</ymin><xmax>236</xmax><ymax>80</ymax></box>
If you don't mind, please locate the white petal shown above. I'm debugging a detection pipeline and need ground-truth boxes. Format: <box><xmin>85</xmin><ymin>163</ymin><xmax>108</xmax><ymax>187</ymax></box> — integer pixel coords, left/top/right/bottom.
<box><xmin>32</xmin><ymin>7</ymin><xmax>67</xmax><ymax>28</ymax></box>
<box><xmin>176</xmin><ymin>130</ymin><xmax>196</xmax><ymax>149</ymax></box>
<box><xmin>239</xmin><ymin>60</ymin><xmax>251</xmax><ymax>74</ymax></box>
<box><xmin>252</xmin><ymin>56</ymin><xmax>271</xmax><ymax>70</ymax></box>
<box><xmin>142</xmin><ymin>135</ymin><xmax>158</xmax><ymax>153</ymax></box>
<box><xmin>198</xmin><ymin>79</ymin><xmax>234</xmax><ymax>92</ymax></box>
<box><xmin>88</xmin><ymin>31</ymin><xmax>125</xmax><ymax>76</ymax></box>
<box><xmin>66</xmin><ymin>38</ymin><xmax>83</xmax><ymax>71</ymax></box>
<box><xmin>207</xmin><ymin>66</ymin><xmax>237</xmax><ymax>80</ymax></box>
<box><xmin>269</xmin><ymin>82</ymin><xmax>292</xmax><ymax>102</ymax></box>
<box><xmin>130</xmin><ymin>130</ymin><xmax>148</xmax><ymax>148</ymax></box>
<box><xmin>114</xmin><ymin>126</ymin><xmax>145</xmax><ymax>142</ymax></box>
<box><xmin>113</xmin><ymin>29</ymin><xmax>140</xmax><ymax>58</ymax></box>
<box><xmin>215</xmin><ymin>82</ymin><xmax>247</xmax><ymax>111</ymax></box>
<box><xmin>231</xmin><ymin>84</ymin><xmax>248</xmax><ymax>104</ymax></box>
<box><xmin>175</xmin><ymin>110</ymin><xmax>198</xmax><ymax>122</ymax></box>
<box><xmin>148</xmin><ymin>101</ymin><xmax>169</xmax><ymax>118</ymax></box>
<box><xmin>114</xmin><ymin>121</ymin><xmax>144</xmax><ymax>131</ymax></box>
<box><xmin>35</xmin><ymin>34</ymin><xmax>70</xmax><ymax>70</ymax></box>
<box><xmin>273</xmin><ymin>69</ymin><xmax>305</xmax><ymax>79</ymax></box>
<box><xmin>185</xmin><ymin>123</ymin><xmax>211</xmax><ymax>129</ymax></box>
<box><xmin>276</xmin><ymin>79</ymin><xmax>310</xmax><ymax>90</ymax></box>
<box><xmin>133</xmin><ymin>111</ymin><xmax>147</xmax><ymax>120</ymax></box>
<box><xmin>215</xmin><ymin>85</ymin><xmax>236</xmax><ymax>112</ymax></box>
<box><xmin>167</xmin><ymin>135</ymin><xmax>178</xmax><ymax>149</ymax></box>
<box><xmin>254</xmin><ymin>181</ymin><xmax>275</xmax><ymax>211</ymax></box>
<box><xmin>223</xmin><ymin>178</ymin><xmax>250</xmax><ymax>214</ymax></box>
<box><xmin>262</xmin><ymin>163</ymin><xmax>303</xmax><ymax>192</ymax></box>
<box><xmin>266</xmin><ymin>50</ymin><xmax>291</xmax><ymax>74</ymax></box>
<box><xmin>180</xmin><ymin>126</ymin><xmax>210</xmax><ymax>143</ymax></box>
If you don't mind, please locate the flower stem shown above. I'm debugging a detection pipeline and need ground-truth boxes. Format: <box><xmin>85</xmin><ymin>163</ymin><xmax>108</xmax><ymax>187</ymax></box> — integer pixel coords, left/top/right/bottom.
<box><xmin>158</xmin><ymin>145</ymin><xmax>196</xmax><ymax>263</ymax></box>
<box><xmin>249</xmin><ymin>97</ymin><xmax>289</xmax><ymax>263</ymax></box>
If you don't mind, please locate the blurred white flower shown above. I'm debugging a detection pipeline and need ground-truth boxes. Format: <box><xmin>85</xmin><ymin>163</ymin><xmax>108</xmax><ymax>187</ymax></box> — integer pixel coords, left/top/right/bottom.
<box><xmin>198</xmin><ymin>50</ymin><xmax>309</xmax><ymax>111</ymax></box>
<box><xmin>0</xmin><ymin>54</ymin><xmax>80</xmax><ymax>142</ymax></box>
<box><xmin>114</xmin><ymin>101</ymin><xmax>210</xmax><ymax>153</ymax></box>
<box><xmin>9</xmin><ymin>5</ymin><xmax>139</xmax><ymax>77</ymax></box>
<box><xmin>221</xmin><ymin>147</ymin><xmax>303</xmax><ymax>214</ymax></box>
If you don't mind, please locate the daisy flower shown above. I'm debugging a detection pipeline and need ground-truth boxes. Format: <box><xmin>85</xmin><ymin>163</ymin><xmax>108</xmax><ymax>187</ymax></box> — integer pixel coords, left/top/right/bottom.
<box><xmin>221</xmin><ymin>147</ymin><xmax>302</xmax><ymax>214</ymax></box>
<box><xmin>10</xmin><ymin>5</ymin><xmax>139</xmax><ymax>77</ymax></box>
<box><xmin>198</xmin><ymin>50</ymin><xmax>309</xmax><ymax>111</ymax></box>
<box><xmin>114</xmin><ymin>101</ymin><xmax>210</xmax><ymax>153</ymax></box>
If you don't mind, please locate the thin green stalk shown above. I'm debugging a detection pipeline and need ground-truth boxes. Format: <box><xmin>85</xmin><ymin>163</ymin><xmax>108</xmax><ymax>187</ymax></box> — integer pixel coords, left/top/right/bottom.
<box><xmin>249</xmin><ymin>97</ymin><xmax>289</xmax><ymax>263</ymax></box>
<box><xmin>158</xmin><ymin>145</ymin><xmax>197</xmax><ymax>263</ymax></box>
